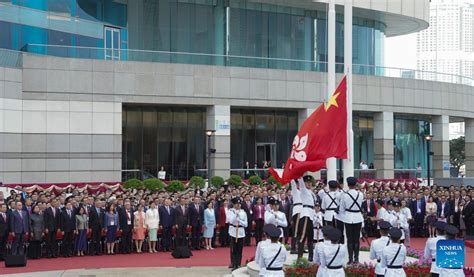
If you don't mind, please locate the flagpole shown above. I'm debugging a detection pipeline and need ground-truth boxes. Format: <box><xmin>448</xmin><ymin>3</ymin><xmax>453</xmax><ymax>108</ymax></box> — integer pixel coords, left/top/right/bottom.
<box><xmin>343</xmin><ymin>0</ymin><xmax>354</xmax><ymax>189</ymax></box>
<box><xmin>326</xmin><ymin>0</ymin><xmax>337</xmax><ymax>183</ymax></box>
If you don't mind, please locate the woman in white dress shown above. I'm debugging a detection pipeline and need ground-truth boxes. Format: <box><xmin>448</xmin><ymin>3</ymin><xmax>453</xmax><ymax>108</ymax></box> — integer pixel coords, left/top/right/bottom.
<box><xmin>145</xmin><ymin>201</ymin><xmax>160</xmax><ymax>253</ymax></box>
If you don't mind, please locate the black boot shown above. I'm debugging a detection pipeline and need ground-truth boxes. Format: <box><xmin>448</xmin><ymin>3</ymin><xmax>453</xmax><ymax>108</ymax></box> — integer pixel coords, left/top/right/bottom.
<box><xmin>354</xmin><ymin>242</ymin><xmax>360</xmax><ymax>264</ymax></box>
<box><xmin>347</xmin><ymin>244</ymin><xmax>354</xmax><ymax>264</ymax></box>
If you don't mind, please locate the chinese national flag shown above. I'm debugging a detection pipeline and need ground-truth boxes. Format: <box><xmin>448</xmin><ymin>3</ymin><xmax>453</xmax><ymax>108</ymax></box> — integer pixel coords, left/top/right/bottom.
<box><xmin>270</xmin><ymin>76</ymin><xmax>348</xmax><ymax>185</ymax></box>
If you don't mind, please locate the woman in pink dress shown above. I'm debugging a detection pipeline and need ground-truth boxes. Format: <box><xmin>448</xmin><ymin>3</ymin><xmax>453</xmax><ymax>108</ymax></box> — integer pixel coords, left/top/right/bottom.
<box><xmin>133</xmin><ymin>204</ymin><xmax>146</xmax><ymax>253</ymax></box>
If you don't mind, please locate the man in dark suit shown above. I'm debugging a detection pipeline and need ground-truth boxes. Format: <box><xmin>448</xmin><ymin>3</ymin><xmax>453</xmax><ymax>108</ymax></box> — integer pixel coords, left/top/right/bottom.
<box><xmin>59</xmin><ymin>202</ymin><xmax>76</xmax><ymax>257</ymax></box>
<box><xmin>0</xmin><ymin>203</ymin><xmax>9</xmax><ymax>260</ymax></box>
<box><xmin>10</xmin><ymin>201</ymin><xmax>29</xmax><ymax>255</ymax></box>
<box><xmin>411</xmin><ymin>193</ymin><xmax>426</xmax><ymax>237</ymax></box>
<box><xmin>89</xmin><ymin>199</ymin><xmax>105</xmax><ymax>255</ymax></box>
<box><xmin>437</xmin><ymin>195</ymin><xmax>451</xmax><ymax>222</ymax></box>
<box><xmin>361</xmin><ymin>192</ymin><xmax>377</xmax><ymax>237</ymax></box>
<box><xmin>279</xmin><ymin>193</ymin><xmax>292</xmax><ymax>244</ymax></box>
<box><xmin>450</xmin><ymin>191</ymin><xmax>463</xmax><ymax>227</ymax></box>
<box><xmin>188</xmin><ymin>196</ymin><xmax>204</xmax><ymax>250</ymax></box>
<box><xmin>174</xmin><ymin>196</ymin><xmax>190</xmax><ymax>247</ymax></box>
<box><xmin>119</xmin><ymin>200</ymin><xmax>134</xmax><ymax>254</ymax></box>
<box><xmin>44</xmin><ymin>199</ymin><xmax>61</xmax><ymax>258</ymax></box>
<box><xmin>159</xmin><ymin>198</ymin><xmax>175</xmax><ymax>251</ymax></box>
<box><xmin>241</xmin><ymin>194</ymin><xmax>253</xmax><ymax>246</ymax></box>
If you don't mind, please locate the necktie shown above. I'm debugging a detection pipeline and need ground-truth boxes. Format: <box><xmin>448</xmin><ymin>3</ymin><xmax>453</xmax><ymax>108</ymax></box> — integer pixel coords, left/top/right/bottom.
<box><xmin>68</xmin><ymin>210</ymin><xmax>71</xmax><ymax>217</ymax></box>
<box><xmin>18</xmin><ymin>211</ymin><xmax>22</xmax><ymax>219</ymax></box>
<box><xmin>182</xmin><ymin>206</ymin><xmax>185</xmax><ymax>214</ymax></box>
<box><xmin>167</xmin><ymin>207</ymin><xmax>170</xmax><ymax>214</ymax></box>
<box><xmin>52</xmin><ymin>208</ymin><xmax>55</xmax><ymax>217</ymax></box>
<box><xmin>196</xmin><ymin>205</ymin><xmax>198</xmax><ymax>212</ymax></box>
<box><xmin>2</xmin><ymin>213</ymin><xmax>5</xmax><ymax>221</ymax></box>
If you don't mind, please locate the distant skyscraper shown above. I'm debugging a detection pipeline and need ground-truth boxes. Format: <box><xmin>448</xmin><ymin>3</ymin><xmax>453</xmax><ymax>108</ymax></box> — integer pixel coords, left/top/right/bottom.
<box><xmin>417</xmin><ymin>0</ymin><xmax>474</xmax><ymax>84</ymax></box>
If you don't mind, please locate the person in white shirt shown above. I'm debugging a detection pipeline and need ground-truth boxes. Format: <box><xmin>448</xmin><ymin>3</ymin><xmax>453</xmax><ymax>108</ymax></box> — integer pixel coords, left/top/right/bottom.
<box><xmin>256</xmin><ymin>225</ymin><xmax>287</xmax><ymax>277</ymax></box>
<box><xmin>371</xmin><ymin>199</ymin><xmax>394</xmax><ymax>227</ymax></box>
<box><xmin>290</xmin><ymin>179</ymin><xmax>302</xmax><ymax>254</ymax></box>
<box><xmin>255</xmin><ymin>225</ymin><xmax>273</xmax><ymax>277</ymax></box>
<box><xmin>264</xmin><ymin>198</ymin><xmax>287</xmax><ymax>240</ymax></box>
<box><xmin>400</xmin><ymin>200</ymin><xmax>412</xmax><ymax>248</ymax></box>
<box><xmin>228</xmin><ymin>197</ymin><xmax>248</xmax><ymax>271</ymax></box>
<box><xmin>369</xmin><ymin>221</ymin><xmax>392</xmax><ymax>277</ymax></box>
<box><xmin>297</xmin><ymin>176</ymin><xmax>316</xmax><ymax>261</ymax></box>
<box><xmin>390</xmin><ymin>201</ymin><xmax>409</xmax><ymax>244</ymax></box>
<box><xmin>440</xmin><ymin>225</ymin><xmax>464</xmax><ymax>277</ymax></box>
<box><xmin>381</xmin><ymin>228</ymin><xmax>407</xmax><ymax>277</ymax></box>
<box><xmin>145</xmin><ymin>201</ymin><xmax>159</xmax><ymax>253</ymax></box>
<box><xmin>321</xmin><ymin>180</ymin><xmax>341</xmax><ymax>227</ymax></box>
<box><xmin>339</xmin><ymin>177</ymin><xmax>364</xmax><ymax>264</ymax></box>
<box><xmin>314</xmin><ymin>226</ymin><xmax>347</xmax><ymax>277</ymax></box>
<box><xmin>424</xmin><ymin>221</ymin><xmax>447</xmax><ymax>276</ymax></box>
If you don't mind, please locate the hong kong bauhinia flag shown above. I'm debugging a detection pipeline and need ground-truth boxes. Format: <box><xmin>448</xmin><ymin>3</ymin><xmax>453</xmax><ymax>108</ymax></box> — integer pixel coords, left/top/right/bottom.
<box><xmin>269</xmin><ymin>76</ymin><xmax>348</xmax><ymax>184</ymax></box>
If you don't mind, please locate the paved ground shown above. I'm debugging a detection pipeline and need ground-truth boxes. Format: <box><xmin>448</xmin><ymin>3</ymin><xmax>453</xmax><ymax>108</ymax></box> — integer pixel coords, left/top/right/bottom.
<box><xmin>2</xmin><ymin>267</ymin><xmax>230</xmax><ymax>277</ymax></box>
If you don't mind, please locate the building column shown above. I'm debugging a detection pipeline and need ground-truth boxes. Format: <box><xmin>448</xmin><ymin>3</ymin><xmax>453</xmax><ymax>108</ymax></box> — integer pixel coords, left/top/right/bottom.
<box><xmin>465</xmin><ymin>119</ymin><xmax>474</xmax><ymax>177</ymax></box>
<box><xmin>298</xmin><ymin>108</ymin><xmax>321</xmax><ymax>180</ymax></box>
<box><xmin>432</xmin><ymin>115</ymin><xmax>450</xmax><ymax>178</ymax></box>
<box><xmin>374</xmin><ymin>112</ymin><xmax>394</xmax><ymax>179</ymax></box>
<box><xmin>206</xmin><ymin>105</ymin><xmax>231</xmax><ymax>179</ymax></box>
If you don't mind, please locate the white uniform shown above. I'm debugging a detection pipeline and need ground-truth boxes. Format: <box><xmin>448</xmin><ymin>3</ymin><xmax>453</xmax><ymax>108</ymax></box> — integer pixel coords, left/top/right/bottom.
<box><xmin>339</xmin><ymin>189</ymin><xmax>364</xmax><ymax>224</ymax></box>
<box><xmin>228</xmin><ymin>208</ymin><xmax>248</xmax><ymax>238</ymax></box>
<box><xmin>400</xmin><ymin>207</ymin><xmax>412</xmax><ymax>246</ymax></box>
<box><xmin>256</xmin><ymin>242</ymin><xmax>287</xmax><ymax>277</ymax></box>
<box><xmin>424</xmin><ymin>235</ymin><xmax>446</xmax><ymax>274</ymax></box>
<box><xmin>321</xmin><ymin>190</ymin><xmax>341</xmax><ymax>222</ymax></box>
<box><xmin>390</xmin><ymin>211</ymin><xmax>409</xmax><ymax>241</ymax></box>
<box><xmin>264</xmin><ymin>210</ymin><xmax>288</xmax><ymax>238</ymax></box>
<box><xmin>313</xmin><ymin>211</ymin><xmax>324</xmax><ymax>242</ymax></box>
<box><xmin>369</xmin><ymin>235</ymin><xmax>391</xmax><ymax>275</ymax></box>
<box><xmin>291</xmin><ymin>180</ymin><xmax>302</xmax><ymax>217</ymax></box>
<box><xmin>315</xmin><ymin>243</ymin><xmax>347</xmax><ymax>277</ymax></box>
<box><xmin>299</xmin><ymin>178</ymin><xmax>315</xmax><ymax>219</ymax></box>
<box><xmin>376</xmin><ymin>207</ymin><xmax>393</xmax><ymax>228</ymax></box>
<box><xmin>381</xmin><ymin>243</ymin><xmax>407</xmax><ymax>277</ymax></box>
<box><xmin>255</xmin><ymin>239</ymin><xmax>271</xmax><ymax>276</ymax></box>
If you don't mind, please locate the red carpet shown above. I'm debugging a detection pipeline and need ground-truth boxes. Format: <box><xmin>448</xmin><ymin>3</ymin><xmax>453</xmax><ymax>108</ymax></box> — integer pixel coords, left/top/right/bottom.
<box><xmin>1</xmin><ymin>238</ymin><xmax>473</xmax><ymax>275</ymax></box>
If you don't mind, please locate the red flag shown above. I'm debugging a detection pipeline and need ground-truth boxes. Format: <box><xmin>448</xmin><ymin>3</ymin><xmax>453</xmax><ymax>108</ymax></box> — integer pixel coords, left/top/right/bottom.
<box><xmin>270</xmin><ymin>76</ymin><xmax>348</xmax><ymax>184</ymax></box>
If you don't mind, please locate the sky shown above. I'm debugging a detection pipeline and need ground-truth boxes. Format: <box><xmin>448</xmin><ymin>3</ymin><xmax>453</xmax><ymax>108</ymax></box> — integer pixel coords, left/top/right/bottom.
<box><xmin>384</xmin><ymin>33</ymin><xmax>417</xmax><ymax>70</ymax></box>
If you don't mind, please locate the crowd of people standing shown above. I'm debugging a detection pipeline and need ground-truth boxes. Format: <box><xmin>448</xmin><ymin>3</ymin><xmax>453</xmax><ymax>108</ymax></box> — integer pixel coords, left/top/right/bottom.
<box><xmin>0</xmin><ymin>180</ymin><xmax>472</xmax><ymax>268</ymax></box>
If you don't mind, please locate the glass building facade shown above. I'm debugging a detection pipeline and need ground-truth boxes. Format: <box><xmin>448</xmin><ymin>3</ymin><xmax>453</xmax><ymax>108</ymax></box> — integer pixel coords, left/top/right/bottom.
<box><xmin>394</xmin><ymin>116</ymin><xmax>431</xmax><ymax>178</ymax></box>
<box><xmin>1</xmin><ymin>0</ymin><xmax>385</xmax><ymax>72</ymax></box>
<box><xmin>353</xmin><ymin>114</ymin><xmax>374</xmax><ymax>168</ymax></box>
<box><xmin>122</xmin><ymin>106</ymin><xmax>207</xmax><ymax>180</ymax></box>
<box><xmin>230</xmin><ymin>109</ymin><xmax>298</xmax><ymax>170</ymax></box>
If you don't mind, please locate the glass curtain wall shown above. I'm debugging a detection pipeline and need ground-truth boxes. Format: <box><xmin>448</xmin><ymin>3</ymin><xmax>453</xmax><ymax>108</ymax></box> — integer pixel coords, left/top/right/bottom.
<box><xmin>231</xmin><ymin>109</ymin><xmax>298</xmax><ymax>170</ymax></box>
<box><xmin>353</xmin><ymin>114</ymin><xmax>374</xmax><ymax>168</ymax></box>
<box><xmin>394</xmin><ymin>116</ymin><xmax>431</xmax><ymax>178</ymax></box>
<box><xmin>122</xmin><ymin>106</ymin><xmax>206</xmax><ymax>180</ymax></box>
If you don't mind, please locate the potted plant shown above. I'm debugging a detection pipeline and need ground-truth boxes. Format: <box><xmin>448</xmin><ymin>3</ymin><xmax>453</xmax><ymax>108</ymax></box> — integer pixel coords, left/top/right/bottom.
<box><xmin>189</xmin><ymin>176</ymin><xmax>205</xmax><ymax>189</ymax></box>
<box><xmin>143</xmin><ymin>178</ymin><xmax>164</xmax><ymax>192</ymax></box>
<box><xmin>284</xmin><ymin>257</ymin><xmax>318</xmax><ymax>277</ymax></box>
<box><xmin>248</xmin><ymin>175</ymin><xmax>263</xmax><ymax>186</ymax></box>
<box><xmin>227</xmin><ymin>174</ymin><xmax>242</xmax><ymax>187</ymax></box>
<box><xmin>210</xmin><ymin>176</ymin><xmax>225</xmax><ymax>188</ymax></box>
<box><xmin>123</xmin><ymin>178</ymin><xmax>144</xmax><ymax>190</ymax></box>
<box><xmin>166</xmin><ymin>180</ymin><xmax>185</xmax><ymax>192</ymax></box>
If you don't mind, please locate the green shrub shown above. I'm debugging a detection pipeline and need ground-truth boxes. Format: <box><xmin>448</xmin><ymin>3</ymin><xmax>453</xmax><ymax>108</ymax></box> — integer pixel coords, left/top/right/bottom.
<box><xmin>210</xmin><ymin>176</ymin><xmax>225</xmax><ymax>188</ymax></box>
<box><xmin>267</xmin><ymin>175</ymin><xmax>282</xmax><ymax>188</ymax></box>
<box><xmin>166</xmin><ymin>180</ymin><xmax>185</xmax><ymax>192</ymax></box>
<box><xmin>227</xmin><ymin>174</ymin><xmax>242</xmax><ymax>187</ymax></box>
<box><xmin>248</xmin><ymin>175</ymin><xmax>263</xmax><ymax>186</ymax></box>
<box><xmin>189</xmin><ymin>176</ymin><xmax>205</xmax><ymax>189</ymax></box>
<box><xmin>143</xmin><ymin>178</ymin><xmax>164</xmax><ymax>191</ymax></box>
<box><xmin>123</xmin><ymin>178</ymin><xmax>144</xmax><ymax>190</ymax></box>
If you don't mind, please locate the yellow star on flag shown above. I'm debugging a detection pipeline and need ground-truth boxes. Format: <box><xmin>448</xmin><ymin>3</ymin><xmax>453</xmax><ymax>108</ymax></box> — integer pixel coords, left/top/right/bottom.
<box><xmin>325</xmin><ymin>91</ymin><xmax>341</xmax><ymax>111</ymax></box>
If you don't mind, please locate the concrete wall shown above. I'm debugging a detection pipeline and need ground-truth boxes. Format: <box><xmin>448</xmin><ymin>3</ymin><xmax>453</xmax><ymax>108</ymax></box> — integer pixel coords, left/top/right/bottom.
<box><xmin>1</xmin><ymin>54</ymin><xmax>472</xmax><ymax>184</ymax></box>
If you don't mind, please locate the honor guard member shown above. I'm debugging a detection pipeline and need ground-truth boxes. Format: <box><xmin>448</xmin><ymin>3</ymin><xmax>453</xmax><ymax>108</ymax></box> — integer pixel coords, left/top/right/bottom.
<box><xmin>424</xmin><ymin>221</ymin><xmax>447</xmax><ymax>277</ymax></box>
<box><xmin>339</xmin><ymin>176</ymin><xmax>364</xmax><ymax>264</ymax></box>
<box><xmin>264</xmin><ymin>198</ymin><xmax>288</xmax><ymax>240</ymax></box>
<box><xmin>313</xmin><ymin>203</ymin><xmax>324</xmax><ymax>245</ymax></box>
<box><xmin>440</xmin><ymin>225</ymin><xmax>464</xmax><ymax>277</ymax></box>
<box><xmin>390</xmin><ymin>201</ymin><xmax>409</xmax><ymax>244</ymax></box>
<box><xmin>256</xmin><ymin>224</ymin><xmax>287</xmax><ymax>277</ymax></box>
<box><xmin>256</xmin><ymin>224</ymin><xmax>276</xmax><ymax>277</ymax></box>
<box><xmin>321</xmin><ymin>180</ymin><xmax>340</xmax><ymax>227</ymax></box>
<box><xmin>315</xmin><ymin>227</ymin><xmax>347</xmax><ymax>277</ymax></box>
<box><xmin>297</xmin><ymin>177</ymin><xmax>315</xmax><ymax>261</ymax></box>
<box><xmin>400</xmin><ymin>200</ymin><xmax>412</xmax><ymax>248</ymax></box>
<box><xmin>369</xmin><ymin>221</ymin><xmax>392</xmax><ymax>277</ymax></box>
<box><xmin>228</xmin><ymin>197</ymin><xmax>248</xmax><ymax>271</ymax></box>
<box><xmin>371</xmin><ymin>199</ymin><xmax>394</xmax><ymax>228</ymax></box>
<box><xmin>381</xmin><ymin>228</ymin><xmax>407</xmax><ymax>277</ymax></box>
<box><xmin>290</xmin><ymin>179</ymin><xmax>302</xmax><ymax>254</ymax></box>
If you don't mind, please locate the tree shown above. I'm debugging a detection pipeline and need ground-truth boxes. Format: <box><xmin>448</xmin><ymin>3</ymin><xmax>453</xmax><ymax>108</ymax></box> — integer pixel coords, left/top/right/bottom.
<box><xmin>450</xmin><ymin>136</ymin><xmax>465</xmax><ymax>171</ymax></box>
